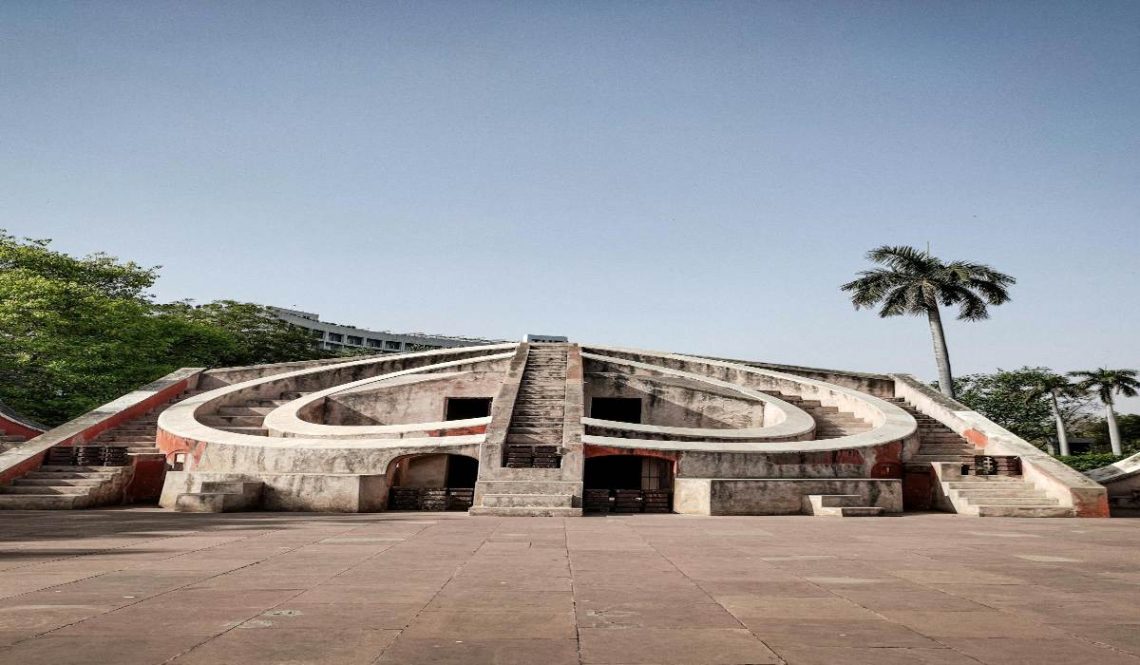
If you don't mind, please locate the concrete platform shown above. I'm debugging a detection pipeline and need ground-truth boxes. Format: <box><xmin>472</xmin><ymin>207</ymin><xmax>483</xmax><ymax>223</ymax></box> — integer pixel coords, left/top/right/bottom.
<box><xmin>0</xmin><ymin>510</ymin><xmax>1138</xmax><ymax>665</ymax></box>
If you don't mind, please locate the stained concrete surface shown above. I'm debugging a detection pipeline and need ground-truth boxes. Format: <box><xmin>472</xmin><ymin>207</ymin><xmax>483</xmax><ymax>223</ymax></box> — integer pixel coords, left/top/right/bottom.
<box><xmin>0</xmin><ymin>510</ymin><xmax>1138</xmax><ymax>665</ymax></box>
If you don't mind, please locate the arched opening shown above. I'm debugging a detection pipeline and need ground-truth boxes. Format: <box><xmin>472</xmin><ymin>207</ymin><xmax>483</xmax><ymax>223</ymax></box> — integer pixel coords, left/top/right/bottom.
<box><xmin>386</xmin><ymin>453</ymin><xmax>478</xmax><ymax>511</ymax></box>
<box><xmin>583</xmin><ymin>455</ymin><xmax>674</xmax><ymax>514</ymax></box>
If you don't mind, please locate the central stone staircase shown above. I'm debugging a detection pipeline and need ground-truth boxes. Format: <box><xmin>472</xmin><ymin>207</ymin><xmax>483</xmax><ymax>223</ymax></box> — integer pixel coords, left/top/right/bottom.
<box><xmin>503</xmin><ymin>345</ymin><xmax>567</xmax><ymax>468</ymax></box>
<box><xmin>471</xmin><ymin>343</ymin><xmax>583</xmax><ymax>516</ymax></box>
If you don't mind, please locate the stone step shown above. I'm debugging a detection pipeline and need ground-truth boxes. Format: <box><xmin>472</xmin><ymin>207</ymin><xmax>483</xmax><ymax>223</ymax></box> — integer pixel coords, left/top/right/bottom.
<box><xmin>810</xmin><ymin>494</ymin><xmax>862</xmax><ymax>508</ymax></box>
<box><xmin>975</xmin><ymin>505</ymin><xmax>1075</xmax><ymax>518</ymax></box>
<box><xmin>200</xmin><ymin>415</ymin><xmax>264</xmax><ymax>427</ymax></box>
<box><xmin>962</xmin><ymin>496</ymin><xmax>1060</xmax><ymax>506</ymax></box>
<box><xmin>38</xmin><ymin>466</ymin><xmax>121</xmax><ymax>474</ymax></box>
<box><xmin>481</xmin><ymin>494</ymin><xmax>573</xmax><ymax>508</ymax></box>
<box><xmin>946</xmin><ymin>479</ymin><xmax>1023</xmax><ymax>489</ymax></box>
<box><xmin>0</xmin><ymin>485</ymin><xmax>89</xmax><ymax>495</ymax></box>
<box><xmin>13</xmin><ymin>477</ymin><xmax>105</xmax><ymax>487</ymax></box>
<box><xmin>469</xmin><ymin>506</ymin><xmax>583</xmax><ymax>517</ymax></box>
<box><xmin>219</xmin><ymin>406</ymin><xmax>274</xmax><ymax>416</ymax></box>
<box><xmin>954</xmin><ymin>488</ymin><xmax>1045</xmax><ymax>499</ymax></box>
<box><xmin>506</xmin><ymin>434</ymin><xmax>563</xmax><ymax>445</ymax></box>
<box><xmin>911</xmin><ymin>455</ymin><xmax>975</xmax><ymax>463</ymax></box>
<box><xmin>0</xmin><ymin>494</ymin><xmax>88</xmax><ymax>510</ymax></box>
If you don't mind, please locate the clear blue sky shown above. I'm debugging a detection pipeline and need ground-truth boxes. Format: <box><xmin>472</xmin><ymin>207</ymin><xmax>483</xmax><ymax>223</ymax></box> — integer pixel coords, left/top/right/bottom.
<box><xmin>2</xmin><ymin>2</ymin><xmax>1137</xmax><ymax>409</ymax></box>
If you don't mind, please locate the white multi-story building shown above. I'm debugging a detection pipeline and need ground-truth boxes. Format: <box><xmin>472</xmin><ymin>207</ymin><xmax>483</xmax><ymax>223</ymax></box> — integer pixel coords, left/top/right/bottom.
<box><xmin>267</xmin><ymin>306</ymin><xmax>503</xmax><ymax>353</ymax></box>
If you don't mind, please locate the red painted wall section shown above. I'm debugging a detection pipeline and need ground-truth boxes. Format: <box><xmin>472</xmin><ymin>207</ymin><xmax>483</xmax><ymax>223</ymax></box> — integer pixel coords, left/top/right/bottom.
<box><xmin>963</xmin><ymin>429</ymin><xmax>988</xmax><ymax>449</ymax></box>
<box><xmin>122</xmin><ymin>457</ymin><xmax>168</xmax><ymax>503</ymax></box>
<box><xmin>583</xmin><ymin>444</ymin><xmax>681</xmax><ymax>463</ymax></box>
<box><xmin>0</xmin><ymin>414</ymin><xmax>43</xmax><ymax>439</ymax></box>
<box><xmin>0</xmin><ymin>453</ymin><xmax>47</xmax><ymax>486</ymax></box>
<box><xmin>427</xmin><ymin>425</ymin><xmax>488</xmax><ymax>437</ymax></box>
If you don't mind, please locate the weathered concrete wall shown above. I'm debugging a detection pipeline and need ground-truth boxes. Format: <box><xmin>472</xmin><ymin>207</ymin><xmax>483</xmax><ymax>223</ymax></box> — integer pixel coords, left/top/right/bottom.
<box><xmin>713</xmin><ymin>357</ymin><xmax>896</xmax><ymax>397</ymax></box>
<box><xmin>322</xmin><ymin>371</ymin><xmax>503</xmax><ymax>426</ymax></box>
<box><xmin>396</xmin><ymin>454</ymin><xmax>449</xmax><ymax>488</ymax></box>
<box><xmin>674</xmin><ymin>477</ymin><xmax>902</xmax><ymax>515</ymax></box>
<box><xmin>584</xmin><ymin>370</ymin><xmax>763</xmax><ymax>429</ymax></box>
<box><xmin>161</xmin><ymin>471</ymin><xmax>388</xmax><ymax>512</ymax></box>
<box><xmin>676</xmin><ymin>441</ymin><xmax>906</xmax><ymax>479</ymax></box>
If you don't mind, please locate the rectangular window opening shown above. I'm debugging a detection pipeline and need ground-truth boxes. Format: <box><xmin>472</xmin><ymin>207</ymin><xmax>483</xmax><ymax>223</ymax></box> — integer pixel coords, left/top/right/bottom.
<box><xmin>445</xmin><ymin>397</ymin><xmax>493</xmax><ymax>421</ymax></box>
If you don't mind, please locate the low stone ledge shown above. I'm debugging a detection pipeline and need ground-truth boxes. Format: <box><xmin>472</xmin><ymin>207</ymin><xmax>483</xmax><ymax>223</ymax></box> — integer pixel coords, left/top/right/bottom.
<box><xmin>674</xmin><ymin>477</ymin><xmax>902</xmax><ymax>516</ymax></box>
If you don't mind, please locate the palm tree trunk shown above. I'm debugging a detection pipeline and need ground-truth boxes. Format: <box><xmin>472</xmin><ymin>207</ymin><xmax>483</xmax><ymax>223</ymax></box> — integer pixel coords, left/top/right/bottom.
<box><xmin>1050</xmin><ymin>390</ymin><xmax>1069</xmax><ymax>456</ymax></box>
<box><xmin>924</xmin><ymin>296</ymin><xmax>955</xmax><ymax>399</ymax></box>
<box><xmin>1106</xmin><ymin>403</ymin><xmax>1122</xmax><ymax>456</ymax></box>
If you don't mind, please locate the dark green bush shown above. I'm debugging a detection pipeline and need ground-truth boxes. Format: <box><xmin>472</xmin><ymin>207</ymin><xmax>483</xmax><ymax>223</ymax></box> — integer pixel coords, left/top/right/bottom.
<box><xmin>1055</xmin><ymin>452</ymin><xmax>1126</xmax><ymax>472</ymax></box>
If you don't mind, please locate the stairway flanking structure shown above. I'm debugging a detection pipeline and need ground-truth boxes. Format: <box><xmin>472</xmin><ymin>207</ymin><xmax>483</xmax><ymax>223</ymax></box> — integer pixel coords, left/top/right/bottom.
<box><xmin>470</xmin><ymin>342</ymin><xmax>584</xmax><ymax>516</ymax></box>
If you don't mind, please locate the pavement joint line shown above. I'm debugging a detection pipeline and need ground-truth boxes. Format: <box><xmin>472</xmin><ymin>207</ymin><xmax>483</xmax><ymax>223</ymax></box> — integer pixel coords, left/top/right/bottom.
<box><xmin>562</xmin><ymin>519</ymin><xmax>584</xmax><ymax>665</ymax></box>
<box><xmin>629</xmin><ymin>519</ymin><xmax>790</xmax><ymax>665</ymax></box>
<box><xmin>366</xmin><ymin>516</ymin><xmax>497</xmax><ymax>665</ymax></box>
<box><xmin>163</xmin><ymin>516</ymin><xmax>441</xmax><ymax>665</ymax></box>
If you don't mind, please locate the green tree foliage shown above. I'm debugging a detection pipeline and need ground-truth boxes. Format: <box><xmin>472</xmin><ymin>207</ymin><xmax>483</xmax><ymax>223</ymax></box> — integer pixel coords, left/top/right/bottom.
<box><xmin>951</xmin><ymin>367</ymin><xmax>1089</xmax><ymax>449</ymax></box>
<box><xmin>1054</xmin><ymin>452</ymin><xmax>1126</xmax><ymax>472</ymax></box>
<box><xmin>0</xmin><ymin>232</ymin><xmax>336</xmax><ymax>426</ymax></box>
<box><xmin>1072</xmin><ymin>413</ymin><xmax>1140</xmax><ymax>455</ymax></box>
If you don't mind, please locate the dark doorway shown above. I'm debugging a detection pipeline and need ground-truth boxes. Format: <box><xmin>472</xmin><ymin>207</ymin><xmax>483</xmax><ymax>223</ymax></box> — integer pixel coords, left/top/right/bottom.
<box><xmin>446</xmin><ymin>455</ymin><xmax>478</xmax><ymax>488</ymax></box>
<box><xmin>591</xmin><ymin>397</ymin><xmax>642</xmax><ymax>423</ymax></box>
<box><xmin>445</xmin><ymin>397</ymin><xmax>492</xmax><ymax>421</ymax></box>
<box><xmin>583</xmin><ymin>455</ymin><xmax>674</xmax><ymax>514</ymax></box>
<box><xmin>584</xmin><ymin>456</ymin><xmax>644</xmax><ymax>490</ymax></box>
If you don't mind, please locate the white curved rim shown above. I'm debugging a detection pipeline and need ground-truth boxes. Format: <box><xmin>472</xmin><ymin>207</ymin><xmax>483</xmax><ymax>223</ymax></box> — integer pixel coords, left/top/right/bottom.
<box><xmin>581</xmin><ymin>351</ymin><xmax>814</xmax><ymax>440</ymax></box>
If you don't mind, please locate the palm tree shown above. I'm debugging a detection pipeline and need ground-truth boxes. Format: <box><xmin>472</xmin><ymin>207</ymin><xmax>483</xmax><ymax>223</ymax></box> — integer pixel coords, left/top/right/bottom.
<box><xmin>841</xmin><ymin>246</ymin><xmax>1015</xmax><ymax>399</ymax></box>
<box><xmin>1069</xmin><ymin>368</ymin><xmax>1139</xmax><ymax>456</ymax></box>
<box><xmin>1025</xmin><ymin>373</ymin><xmax>1078</xmax><ymax>456</ymax></box>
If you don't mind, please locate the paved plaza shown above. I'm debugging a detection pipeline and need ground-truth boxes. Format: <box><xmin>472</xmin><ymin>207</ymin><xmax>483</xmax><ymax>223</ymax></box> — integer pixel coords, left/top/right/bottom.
<box><xmin>0</xmin><ymin>511</ymin><xmax>1138</xmax><ymax>665</ymax></box>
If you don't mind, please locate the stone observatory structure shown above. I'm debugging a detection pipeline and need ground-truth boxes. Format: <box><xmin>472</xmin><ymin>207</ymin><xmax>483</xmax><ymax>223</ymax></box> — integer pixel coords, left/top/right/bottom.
<box><xmin>0</xmin><ymin>341</ymin><xmax>1110</xmax><ymax>517</ymax></box>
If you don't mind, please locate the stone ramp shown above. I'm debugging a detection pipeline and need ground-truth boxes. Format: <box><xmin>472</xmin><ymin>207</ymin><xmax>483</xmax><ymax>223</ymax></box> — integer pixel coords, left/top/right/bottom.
<box><xmin>0</xmin><ymin>385</ymin><xmax>202</xmax><ymax>510</ymax></box>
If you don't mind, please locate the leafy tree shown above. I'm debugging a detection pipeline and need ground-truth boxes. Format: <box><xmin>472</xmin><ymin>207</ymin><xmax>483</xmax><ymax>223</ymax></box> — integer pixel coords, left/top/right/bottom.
<box><xmin>952</xmin><ymin>367</ymin><xmax>1089</xmax><ymax>451</ymax></box>
<box><xmin>1024</xmin><ymin>373</ymin><xmax>1081</xmax><ymax>456</ymax></box>
<box><xmin>841</xmin><ymin>245</ymin><xmax>1015</xmax><ymax>399</ymax></box>
<box><xmin>1069</xmin><ymin>368</ymin><xmax>1140</xmax><ymax>455</ymax></box>
<box><xmin>0</xmin><ymin>232</ymin><xmax>336</xmax><ymax>426</ymax></box>
<box><xmin>1072</xmin><ymin>413</ymin><xmax>1140</xmax><ymax>455</ymax></box>
<box><xmin>161</xmin><ymin>300</ymin><xmax>329</xmax><ymax>367</ymax></box>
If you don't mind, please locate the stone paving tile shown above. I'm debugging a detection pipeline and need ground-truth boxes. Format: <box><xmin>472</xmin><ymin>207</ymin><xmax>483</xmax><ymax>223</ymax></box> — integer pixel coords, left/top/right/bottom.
<box><xmin>942</xmin><ymin>637</ymin><xmax>1140</xmax><ymax>665</ymax></box>
<box><xmin>776</xmin><ymin>646</ymin><xmax>983</xmax><ymax>664</ymax></box>
<box><xmin>576</xmin><ymin>600</ymin><xmax>742</xmax><ymax>629</ymax></box>
<box><xmin>579</xmin><ymin>627</ymin><xmax>782</xmax><ymax>664</ymax></box>
<box><xmin>170</xmin><ymin>627</ymin><xmax>401</xmax><ymax>665</ymax></box>
<box><xmin>2</xmin><ymin>511</ymin><xmax>1140</xmax><ymax>665</ymax></box>
<box><xmin>376</xmin><ymin>638</ymin><xmax>580</xmax><ymax>665</ymax></box>
<box><xmin>745</xmin><ymin>620</ymin><xmax>942</xmax><ymax>648</ymax></box>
